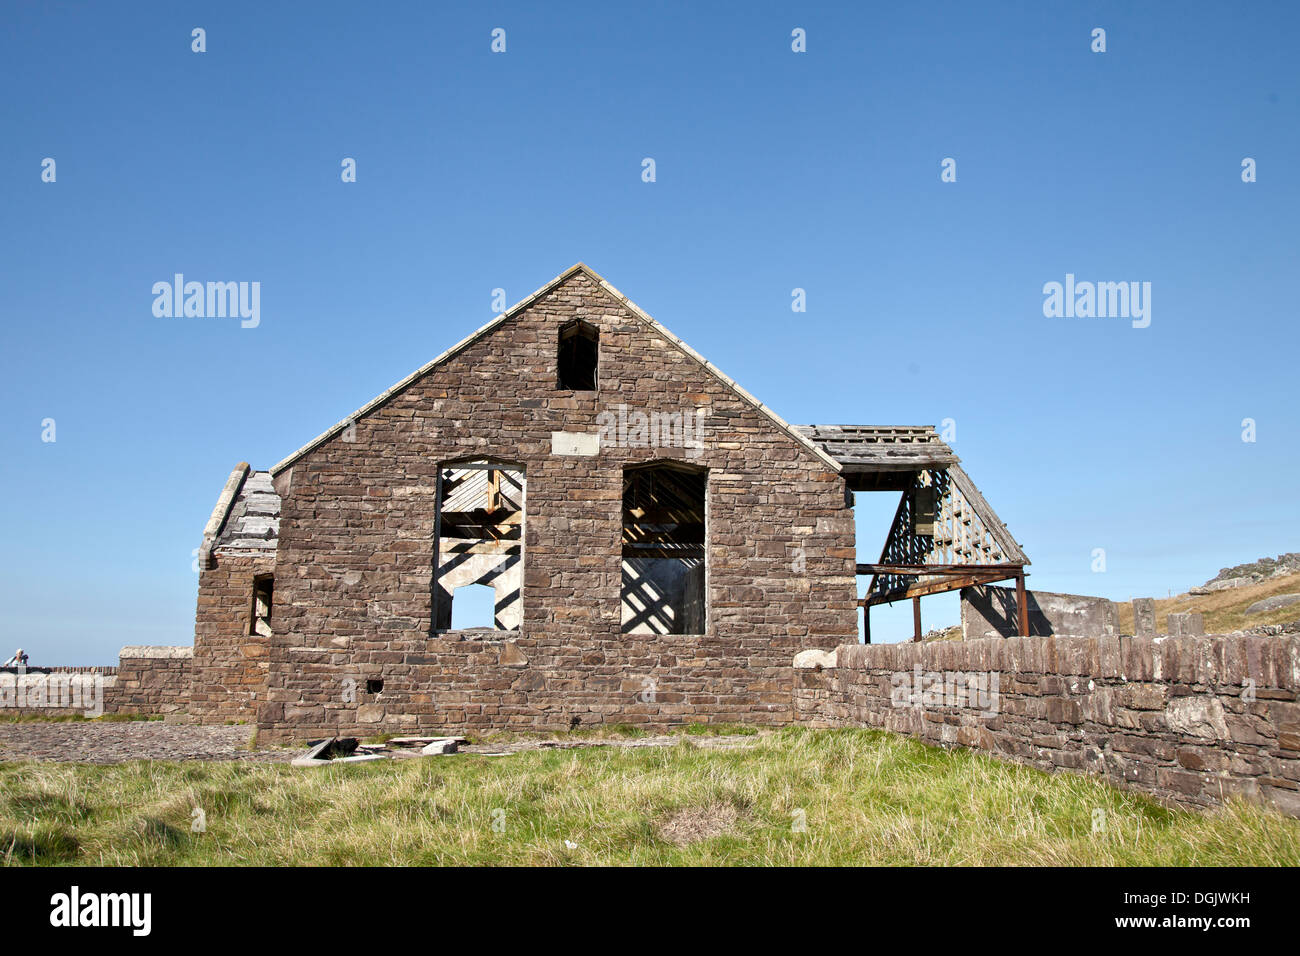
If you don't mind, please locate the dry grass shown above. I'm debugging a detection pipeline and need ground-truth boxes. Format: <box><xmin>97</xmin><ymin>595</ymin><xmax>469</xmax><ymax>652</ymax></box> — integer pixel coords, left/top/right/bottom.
<box><xmin>657</xmin><ymin>802</ymin><xmax>739</xmax><ymax>845</ymax></box>
<box><xmin>1</xmin><ymin>728</ymin><xmax>1297</xmax><ymax>866</ymax></box>
<box><xmin>1116</xmin><ymin>571</ymin><xmax>1300</xmax><ymax>634</ymax></box>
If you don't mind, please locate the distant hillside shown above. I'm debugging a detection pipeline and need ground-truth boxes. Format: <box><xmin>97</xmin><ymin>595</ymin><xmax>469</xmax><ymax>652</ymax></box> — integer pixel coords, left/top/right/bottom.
<box><xmin>1118</xmin><ymin>563</ymin><xmax>1300</xmax><ymax>636</ymax></box>
<box><xmin>921</xmin><ymin>625</ymin><xmax>963</xmax><ymax>643</ymax></box>
<box><xmin>1204</xmin><ymin>552</ymin><xmax>1300</xmax><ymax>587</ymax></box>
<box><xmin>917</xmin><ymin>553</ymin><xmax>1300</xmax><ymax>643</ymax></box>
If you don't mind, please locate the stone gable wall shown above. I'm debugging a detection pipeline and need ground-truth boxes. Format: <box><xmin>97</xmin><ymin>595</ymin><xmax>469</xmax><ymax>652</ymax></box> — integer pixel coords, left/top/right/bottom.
<box><xmin>257</xmin><ymin>270</ymin><xmax>859</xmax><ymax>741</ymax></box>
<box><xmin>794</xmin><ymin>634</ymin><xmax>1300</xmax><ymax>816</ymax></box>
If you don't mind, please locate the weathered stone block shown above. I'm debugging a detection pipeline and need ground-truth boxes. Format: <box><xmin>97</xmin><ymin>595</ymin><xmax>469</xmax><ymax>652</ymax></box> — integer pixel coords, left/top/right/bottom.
<box><xmin>1168</xmin><ymin>612</ymin><xmax>1205</xmax><ymax>638</ymax></box>
<box><xmin>1133</xmin><ymin>599</ymin><xmax>1156</xmax><ymax>638</ymax></box>
<box><xmin>1165</xmin><ymin>696</ymin><xmax>1229</xmax><ymax>740</ymax></box>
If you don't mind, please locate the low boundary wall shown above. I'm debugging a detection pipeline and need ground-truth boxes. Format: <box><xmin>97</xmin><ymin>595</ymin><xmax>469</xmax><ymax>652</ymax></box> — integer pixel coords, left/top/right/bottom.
<box><xmin>1</xmin><ymin>646</ymin><xmax>192</xmax><ymax>719</ymax></box>
<box><xmin>794</xmin><ymin>634</ymin><xmax>1300</xmax><ymax>816</ymax></box>
<box><xmin>109</xmin><ymin>646</ymin><xmax>192</xmax><ymax>716</ymax></box>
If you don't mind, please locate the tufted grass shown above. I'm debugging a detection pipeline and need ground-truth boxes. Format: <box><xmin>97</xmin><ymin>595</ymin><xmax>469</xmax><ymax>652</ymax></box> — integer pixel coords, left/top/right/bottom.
<box><xmin>1</xmin><ymin>728</ymin><xmax>1297</xmax><ymax>866</ymax></box>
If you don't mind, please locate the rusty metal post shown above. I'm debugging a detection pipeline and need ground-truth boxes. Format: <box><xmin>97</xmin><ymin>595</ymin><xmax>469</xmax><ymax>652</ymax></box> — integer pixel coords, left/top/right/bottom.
<box><xmin>1015</xmin><ymin>569</ymin><xmax>1029</xmax><ymax>637</ymax></box>
<box><xmin>863</xmin><ymin>603</ymin><xmax>871</xmax><ymax>644</ymax></box>
<box><xmin>912</xmin><ymin>597</ymin><xmax>922</xmax><ymax>642</ymax></box>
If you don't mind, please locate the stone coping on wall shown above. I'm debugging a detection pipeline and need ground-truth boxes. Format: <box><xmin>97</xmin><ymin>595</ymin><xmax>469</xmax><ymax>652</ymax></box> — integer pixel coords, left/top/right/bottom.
<box><xmin>799</xmin><ymin>633</ymin><xmax>1299</xmax><ymax>685</ymax></box>
<box><xmin>119</xmin><ymin>645</ymin><xmax>194</xmax><ymax>659</ymax></box>
<box><xmin>0</xmin><ymin>665</ymin><xmax>119</xmax><ymax>675</ymax></box>
<box><xmin>3</xmin><ymin>672</ymin><xmax>116</xmax><ymax>687</ymax></box>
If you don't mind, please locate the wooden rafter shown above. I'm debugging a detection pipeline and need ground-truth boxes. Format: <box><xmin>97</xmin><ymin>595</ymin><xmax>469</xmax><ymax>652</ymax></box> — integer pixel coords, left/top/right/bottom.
<box><xmin>431</xmin><ymin>460</ymin><xmax>526</xmax><ymax>633</ymax></box>
<box><xmin>865</xmin><ymin>465</ymin><xmax>1027</xmax><ymax>604</ymax></box>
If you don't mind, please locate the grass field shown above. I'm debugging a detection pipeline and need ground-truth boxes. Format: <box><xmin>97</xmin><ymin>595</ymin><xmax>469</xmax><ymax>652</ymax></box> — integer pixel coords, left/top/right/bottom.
<box><xmin>3</xmin><ymin>728</ymin><xmax>1298</xmax><ymax>866</ymax></box>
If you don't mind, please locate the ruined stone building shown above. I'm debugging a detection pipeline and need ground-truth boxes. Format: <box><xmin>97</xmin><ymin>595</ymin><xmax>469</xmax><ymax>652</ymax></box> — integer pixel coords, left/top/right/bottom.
<box><xmin>16</xmin><ymin>264</ymin><xmax>1296</xmax><ymax>819</ymax></box>
<box><xmin>191</xmin><ymin>265</ymin><xmax>1028</xmax><ymax>741</ymax></box>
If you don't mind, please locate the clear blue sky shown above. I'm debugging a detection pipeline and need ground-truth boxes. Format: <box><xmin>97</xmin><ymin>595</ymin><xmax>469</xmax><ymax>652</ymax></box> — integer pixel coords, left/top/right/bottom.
<box><xmin>3</xmin><ymin>2</ymin><xmax>1297</xmax><ymax>662</ymax></box>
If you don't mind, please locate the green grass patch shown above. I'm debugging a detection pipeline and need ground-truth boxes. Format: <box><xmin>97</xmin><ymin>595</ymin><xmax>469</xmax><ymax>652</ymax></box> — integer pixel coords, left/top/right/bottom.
<box><xmin>674</xmin><ymin>722</ymin><xmax>760</xmax><ymax>737</ymax></box>
<box><xmin>0</xmin><ymin>728</ymin><xmax>1296</xmax><ymax>866</ymax></box>
<box><xmin>564</xmin><ymin>722</ymin><xmax>650</xmax><ymax>739</ymax></box>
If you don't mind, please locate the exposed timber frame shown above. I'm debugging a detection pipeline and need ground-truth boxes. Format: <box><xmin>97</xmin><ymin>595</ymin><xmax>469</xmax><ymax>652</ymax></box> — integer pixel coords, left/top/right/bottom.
<box><xmin>860</xmin><ymin>464</ymin><xmax>1028</xmax><ymax>640</ymax></box>
<box><xmin>795</xmin><ymin>426</ymin><xmax>1030</xmax><ymax>643</ymax></box>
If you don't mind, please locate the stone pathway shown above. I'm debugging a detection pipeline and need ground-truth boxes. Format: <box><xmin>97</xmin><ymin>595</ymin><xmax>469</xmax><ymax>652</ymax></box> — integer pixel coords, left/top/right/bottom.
<box><xmin>0</xmin><ymin>722</ymin><xmax>290</xmax><ymax>764</ymax></box>
<box><xmin>0</xmin><ymin>721</ymin><xmax>764</xmax><ymax>765</ymax></box>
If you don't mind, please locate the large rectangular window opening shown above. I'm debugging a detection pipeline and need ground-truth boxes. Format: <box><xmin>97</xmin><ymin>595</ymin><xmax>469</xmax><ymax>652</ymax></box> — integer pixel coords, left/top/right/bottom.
<box><xmin>431</xmin><ymin>459</ymin><xmax>524</xmax><ymax>633</ymax></box>
<box><xmin>621</xmin><ymin>461</ymin><xmax>706</xmax><ymax>634</ymax></box>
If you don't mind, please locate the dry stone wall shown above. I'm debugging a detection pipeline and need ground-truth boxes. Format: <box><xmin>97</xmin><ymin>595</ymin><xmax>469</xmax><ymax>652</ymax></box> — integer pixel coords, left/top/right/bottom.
<box><xmin>108</xmin><ymin>646</ymin><xmax>193</xmax><ymax>717</ymax></box>
<box><xmin>795</xmin><ymin>633</ymin><xmax>1300</xmax><ymax>816</ymax></box>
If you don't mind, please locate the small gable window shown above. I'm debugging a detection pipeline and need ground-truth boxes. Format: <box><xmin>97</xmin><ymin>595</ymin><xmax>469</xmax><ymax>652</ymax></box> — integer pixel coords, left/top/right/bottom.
<box><xmin>557</xmin><ymin>320</ymin><xmax>598</xmax><ymax>391</ymax></box>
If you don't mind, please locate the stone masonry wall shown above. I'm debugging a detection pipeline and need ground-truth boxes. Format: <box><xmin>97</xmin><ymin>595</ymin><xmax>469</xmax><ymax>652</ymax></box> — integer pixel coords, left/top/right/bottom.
<box><xmin>191</xmin><ymin>552</ymin><xmax>274</xmax><ymax>722</ymax></box>
<box><xmin>259</xmin><ymin>269</ymin><xmax>860</xmax><ymax>741</ymax></box>
<box><xmin>1</xmin><ymin>669</ymin><xmax>117</xmax><ymax>718</ymax></box>
<box><xmin>106</xmin><ymin>646</ymin><xmax>193</xmax><ymax>717</ymax></box>
<box><xmin>961</xmin><ymin>585</ymin><xmax>1120</xmax><ymax>640</ymax></box>
<box><xmin>2</xmin><ymin>648</ymin><xmax>191</xmax><ymax>718</ymax></box>
<box><xmin>316</xmin><ymin>630</ymin><xmax>803</xmax><ymax>735</ymax></box>
<box><xmin>794</xmin><ymin>634</ymin><xmax>1300</xmax><ymax>817</ymax></box>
